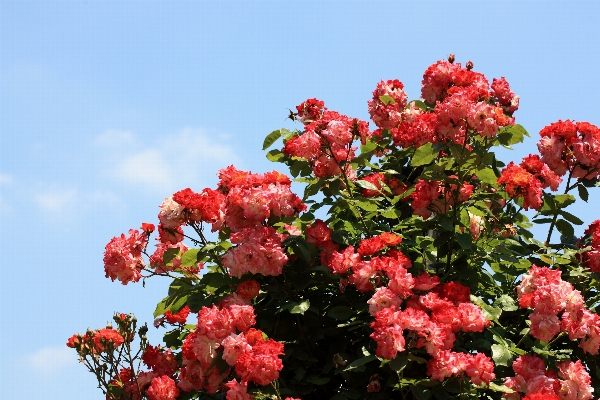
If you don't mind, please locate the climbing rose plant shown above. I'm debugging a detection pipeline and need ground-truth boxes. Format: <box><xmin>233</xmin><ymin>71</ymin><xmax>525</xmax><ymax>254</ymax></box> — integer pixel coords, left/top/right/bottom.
<box><xmin>68</xmin><ymin>56</ymin><xmax>600</xmax><ymax>400</ymax></box>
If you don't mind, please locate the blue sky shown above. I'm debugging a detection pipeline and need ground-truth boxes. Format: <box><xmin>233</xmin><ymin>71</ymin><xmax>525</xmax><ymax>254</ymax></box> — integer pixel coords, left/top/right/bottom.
<box><xmin>1</xmin><ymin>1</ymin><xmax>599</xmax><ymax>399</ymax></box>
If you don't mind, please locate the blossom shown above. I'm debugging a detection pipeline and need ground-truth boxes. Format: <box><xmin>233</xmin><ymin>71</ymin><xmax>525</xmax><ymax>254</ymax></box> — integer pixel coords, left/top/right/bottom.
<box><xmin>225</xmin><ymin>379</ymin><xmax>254</xmax><ymax>400</ymax></box>
<box><xmin>92</xmin><ymin>329</ymin><xmax>125</xmax><ymax>352</ymax></box>
<box><xmin>222</xmin><ymin>226</ymin><xmax>288</xmax><ymax>278</ymax></box>
<box><xmin>497</xmin><ymin>162</ymin><xmax>543</xmax><ymax>210</ymax></box>
<box><xmin>328</xmin><ymin>245</ymin><xmax>360</xmax><ymax>274</ymax></box>
<box><xmin>147</xmin><ymin>375</ymin><xmax>179</xmax><ymax>400</ymax></box>
<box><xmin>103</xmin><ymin>229</ymin><xmax>148</xmax><ymax>285</ymax></box>
<box><xmin>143</xmin><ymin>345</ymin><xmax>178</xmax><ymax>376</ymax></box>
<box><xmin>235</xmin><ymin>332</ymin><xmax>284</xmax><ymax>386</ymax></box>
<box><xmin>164</xmin><ymin>305</ymin><xmax>190</xmax><ymax>325</ymax></box>
<box><xmin>367</xmin><ymin>287</ymin><xmax>402</xmax><ymax>316</ymax></box>
<box><xmin>237</xmin><ymin>280</ymin><xmax>261</xmax><ymax>300</ymax></box>
<box><xmin>368</xmin><ymin>79</ymin><xmax>408</xmax><ymax>130</ymax></box>
<box><xmin>296</xmin><ymin>98</ymin><xmax>326</xmax><ymax>123</ymax></box>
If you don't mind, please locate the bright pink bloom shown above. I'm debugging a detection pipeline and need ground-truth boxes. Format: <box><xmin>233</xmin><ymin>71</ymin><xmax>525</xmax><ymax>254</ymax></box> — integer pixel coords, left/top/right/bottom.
<box><xmin>328</xmin><ymin>246</ymin><xmax>360</xmax><ymax>274</ymax></box>
<box><xmin>367</xmin><ymin>287</ymin><xmax>402</xmax><ymax>316</ymax></box>
<box><xmin>103</xmin><ymin>229</ymin><xmax>148</xmax><ymax>285</ymax></box>
<box><xmin>143</xmin><ymin>345</ymin><xmax>178</xmax><ymax>376</ymax></box>
<box><xmin>225</xmin><ymin>379</ymin><xmax>254</xmax><ymax>400</ymax></box>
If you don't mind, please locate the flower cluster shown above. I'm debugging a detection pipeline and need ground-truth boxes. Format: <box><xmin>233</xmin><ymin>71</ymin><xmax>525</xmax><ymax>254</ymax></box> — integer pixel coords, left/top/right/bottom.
<box><xmin>103</xmin><ymin>228</ymin><xmax>149</xmax><ymax>285</ymax></box>
<box><xmin>497</xmin><ymin>153</ymin><xmax>562</xmax><ymax>210</ymax></box>
<box><xmin>380</xmin><ymin>58</ymin><xmax>518</xmax><ymax>149</ymax></box>
<box><xmin>222</xmin><ymin>226</ymin><xmax>288</xmax><ymax>278</ymax></box>
<box><xmin>67</xmin><ymin>328</ymin><xmax>125</xmax><ymax>354</ymax></box>
<box><xmin>284</xmin><ymin>100</ymin><xmax>370</xmax><ymax>178</ymax></box>
<box><xmin>409</xmin><ymin>177</ymin><xmax>473</xmax><ymax>218</ymax></box>
<box><xmin>516</xmin><ymin>265</ymin><xmax>600</xmax><ymax>354</ymax></box>
<box><xmin>179</xmin><ymin>298</ymin><xmax>284</xmax><ymax>399</ymax></box>
<box><xmin>581</xmin><ymin>219</ymin><xmax>600</xmax><ymax>273</ymax></box>
<box><xmin>323</xmin><ymin>231</ymin><xmax>493</xmax><ymax>385</ymax></box>
<box><xmin>503</xmin><ymin>355</ymin><xmax>594</xmax><ymax>400</ymax></box>
<box><xmin>537</xmin><ymin>120</ymin><xmax>600</xmax><ymax>179</ymax></box>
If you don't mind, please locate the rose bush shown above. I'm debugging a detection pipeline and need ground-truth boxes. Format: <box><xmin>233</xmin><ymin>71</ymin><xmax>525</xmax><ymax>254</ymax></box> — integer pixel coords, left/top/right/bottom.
<box><xmin>68</xmin><ymin>56</ymin><xmax>599</xmax><ymax>400</ymax></box>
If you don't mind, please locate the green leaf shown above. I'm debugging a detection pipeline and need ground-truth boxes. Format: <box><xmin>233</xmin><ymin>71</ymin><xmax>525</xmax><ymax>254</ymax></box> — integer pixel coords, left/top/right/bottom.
<box><xmin>410</xmin><ymin>100</ymin><xmax>428</xmax><ymax>112</ymax></box>
<box><xmin>360</xmin><ymin>140</ymin><xmax>378</xmax><ymax>153</ymax></box>
<box><xmin>388</xmin><ymin>354</ymin><xmax>408</xmax><ymax>372</ymax></box>
<box><xmin>154</xmin><ymin>296</ymin><xmax>169</xmax><ymax>317</ymax></box>
<box><xmin>475</xmin><ymin>167</ymin><xmax>498</xmax><ymax>185</ymax></box>
<box><xmin>491</xmin><ymin>343</ymin><xmax>512</xmax><ymax>366</ymax></box>
<box><xmin>200</xmin><ymin>272</ymin><xmax>229</xmax><ymax>290</ymax></box>
<box><xmin>263</xmin><ymin>129</ymin><xmax>282</xmax><ymax>150</ymax></box>
<box><xmin>554</xmin><ymin>194</ymin><xmax>576</xmax><ymax>208</ymax></box>
<box><xmin>459</xmin><ymin>208</ymin><xmax>470</xmax><ymax>228</ymax></box>
<box><xmin>494</xmin><ymin>295</ymin><xmax>518</xmax><ymax>311</ymax></box>
<box><xmin>180</xmin><ymin>249</ymin><xmax>201</xmax><ymax>267</ymax></box>
<box><xmin>343</xmin><ymin>355</ymin><xmax>377</xmax><ymax>371</ymax></box>
<box><xmin>456</xmin><ymin>232</ymin><xmax>472</xmax><ymax>250</ymax></box>
<box><xmin>327</xmin><ymin>305</ymin><xmax>354</xmax><ymax>320</ymax></box>
<box><xmin>354</xmin><ymin>200</ymin><xmax>378</xmax><ymax>212</ymax></box>
<box><xmin>306</xmin><ymin>376</ymin><xmax>330</xmax><ymax>385</ymax></box>
<box><xmin>355</xmin><ymin>180</ymin><xmax>380</xmax><ymax>192</ymax></box>
<box><xmin>555</xmin><ymin>219</ymin><xmax>574</xmax><ymax>237</ymax></box>
<box><xmin>266</xmin><ymin>149</ymin><xmax>285</xmax><ymax>162</ymax></box>
<box><xmin>559</xmin><ymin>210</ymin><xmax>584</xmax><ymax>225</ymax></box>
<box><xmin>379</xmin><ymin>95</ymin><xmax>396</xmax><ymax>105</ymax></box>
<box><xmin>381</xmin><ymin>207</ymin><xmax>402</xmax><ymax>219</ymax></box>
<box><xmin>578</xmin><ymin>184</ymin><xmax>589</xmax><ymax>202</ymax></box>
<box><xmin>290</xmin><ymin>300</ymin><xmax>310</xmax><ymax>315</ymax></box>
<box><xmin>410</xmin><ymin>386</ymin><xmax>431</xmax><ymax>400</ymax></box>
<box><xmin>331</xmin><ymin>230</ymin><xmax>352</xmax><ymax>245</ymax></box>
<box><xmin>497</xmin><ymin>124</ymin><xmax>526</xmax><ymax>146</ymax></box>
<box><xmin>470</xmin><ymin>295</ymin><xmax>502</xmax><ymax>322</ymax></box>
<box><xmin>163</xmin><ymin>247</ymin><xmax>180</xmax><ymax>264</ymax></box>
<box><xmin>187</xmin><ymin>292</ymin><xmax>211</xmax><ymax>312</ymax></box>
<box><xmin>410</xmin><ymin>142</ymin><xmax>438</xmax><ymax>166</ymax></box>
<box><xmin>489</xmin><ymin>382</ymin><xmax>515</xmax><ymax>394</ymax></box>
<box><xmin>163</xmin><ymin>329</ymin><xmax>183</xmax><ymax>348</ymax></box>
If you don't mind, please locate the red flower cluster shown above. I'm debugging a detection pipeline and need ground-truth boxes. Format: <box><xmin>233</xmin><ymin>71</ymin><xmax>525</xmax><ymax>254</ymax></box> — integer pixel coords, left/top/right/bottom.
<box><xmin>178</xmin><ymin>299</ymin><xmax>284</xmax><ymax>396</ymax></box>
<box><xmin>103</xmin><ymin>229</ymin><xmax>149</xmax><ymax>285</ymax></box>
<box><xmin>164</xmin><ymin>305</ymin><xmax>190</xmax><ymax>325</ymax></box>
<box><xmin>516</xmin><ymin>266</ymin><xmax>599</xmax><ymax>354</ymax></box>
<box><xmin>295</xmin><ymin>98</ymin><xmax>325</xmax><ymax>123</ymax></box>
<box><xmin>537</xmin><ymin>120</ymin><xmax>600</xmax><ymax>179</ymax></box>
<box><xmin>369</xmin><ymin>280</ymin><xmax>493</xmax><ymax>385</ymax></box>
<box><xmin>368</xmin><ymin>79</ymin><xmax>408</xmax><ymax>130</ymax></box>
<box><xmin>377</xmin><ymin>59</ymin><xmax>519</xmax><ymax>149</ymax></box>
<box><xmin>222</xmin><ymin>226</ymin><xmax>288</xmax><ymax>278</ymax></box>
<box><xmin>236</xmin><ymin>280</ymin><xmax>260</xmax><ymax>300</ymax></box>
<box><xmin>324</xmin><ymin>233</ymin><xmax>492</xmax><ymax>384</ymax></box>
<box><xmin>284</xmin><ymin>101</ymin><xmax>370</xmax><ymax>179</ymax></box>
<box><xmin>66</xmin><ymin>328</ymin><xmax>125</xmax><ymax>354</ymax></box>
<box><xmin>503</xmin><ymin>356</ymin><xmax>594</xmax><ymax>400</ymax></box>
<box><xmin>497</xmin><ymin>152</ymin><xmax>562</xmax><ymax>211</ymax></box>
<box><xmin>581</xmin><ymin>219</ymin><xmax>600</xmax><ymax>273</ymax></box>
<box><xmin>410</xmin><ymin>177</ymin><xmax>473</xmax><ymax>218</ymax></box>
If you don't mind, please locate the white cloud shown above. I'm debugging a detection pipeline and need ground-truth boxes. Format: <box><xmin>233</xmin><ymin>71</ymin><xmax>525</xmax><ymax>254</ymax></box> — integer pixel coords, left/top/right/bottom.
<box><xmin>99</xmin><ymin>127</ymin><xmax>240</xmax><ymax>193</ymax></box>
<box><xmin>33</xmin><ymin>186</ymin><xmax>125</xmax><ymax>221</ymax></box>
<box><xmin>26</xmin><ymin>346</ymin><xmax>76</xmax><ymax>374</ymax></box>
<box><xmin>0</xmin><ymin>173</ymin><xmax>13</xmax><ymax>184</ymax></box>
<box><xmin>113</xmin><ymin>149</ymin><xmax>174</xmax><ymax>192</ymax></box>
<box><xmin>34</xmin><ymin>187</ymin><xmax>78</xmax><ymax>215</ymax></box>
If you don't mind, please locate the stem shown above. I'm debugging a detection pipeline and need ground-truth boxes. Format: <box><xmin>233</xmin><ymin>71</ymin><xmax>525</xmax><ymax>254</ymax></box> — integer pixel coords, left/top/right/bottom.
<box><xmin>270</xmin><ymin>381</ymin><xmax>283</xmax><ymax>400</ymax></box>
